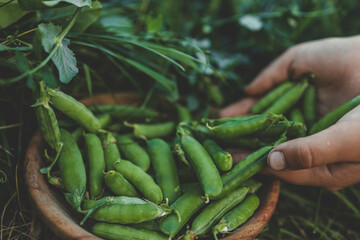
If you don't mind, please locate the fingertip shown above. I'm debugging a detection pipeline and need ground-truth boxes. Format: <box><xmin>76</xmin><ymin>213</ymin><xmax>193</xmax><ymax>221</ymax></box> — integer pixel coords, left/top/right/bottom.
<box><xmin>267</xmin><ymin>151</ymin><xmax>286</xmax><ymax>170</ymax></box>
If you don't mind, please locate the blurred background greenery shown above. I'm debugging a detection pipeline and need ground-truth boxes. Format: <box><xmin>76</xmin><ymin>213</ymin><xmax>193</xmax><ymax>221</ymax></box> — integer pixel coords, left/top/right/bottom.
<box><xmin>1</xmin><ymin>0</ymin><xmax>360</xmax><ymax>239</ymax></box>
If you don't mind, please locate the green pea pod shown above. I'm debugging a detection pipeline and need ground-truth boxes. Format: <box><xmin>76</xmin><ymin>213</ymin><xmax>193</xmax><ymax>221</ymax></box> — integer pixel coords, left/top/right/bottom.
<box><xmin>202</xmin><ymin>115</ymin><xmax>258</xmax><ymax>127</ymax></box>
<box><xmin>104</xmin><ymin>170</ymin><xmax>139</xmax><ymax>197</ymax></box>
<box><xmin>303</xmin><ymin>84</ymin><xmax>317</xmax><ymax>129</ymax></box>
<box><xmin>34</xmin><ymin>81</ymin><xmax>63</xmax><ymax>184</ymax></box>
<box><xmin>289</xmin><ymin>108</ymin><xmax>305</xmax><ymax>124</ymax></box>
<box><xmin>208</xmin><ymin>112</ymin><xmax>285</xmax><ymax>139</ymax></box>
<box><xmin>84</xmin><ymin>133</ymin><xmax>105</xmax><ymax>199</ymax></box>
<box><xmin>83</xmin><ymin>196</ymin><xmax>171</xmax><ymax>224</ymax></box>
<box><xmin>89</xmin><ymin>104</ymin><xmax>160</xmax><ymax>122</ymax></box>
<box><xmin>97</xmin><ymin>113</ymin><xmax>112</xmax><ymax>129</ymax></box>
<box><xmin>34</xmin><ymin>81</ymin><xmax>62</xmax><ymax>152</ymax></box>
<box><xmin>103</xmin><ymin>132</ymin><xmax>121</xmax><ymax>171</ymax></box>
<box><xmin>115</xmin><ymin>134</ymin><xmax>150</xmax><ymax>171</ymax></box>
<box><xmin>185</xmin><ymin>187</ymin><xmax>249</xmax><ymax>239</ymax></box>
<box><xmin>93</xmin><ymin>223</ymin><xmax>168</xmax><ymax>240</ymax></box>
<box><xmin>175</xmin><ymin>103</ymin><xmax>192</xmax><ymax>122</ymax></box>
<box><xmin>253</xmin><ymin>121</ymin><xmax>307</xmax><ymax>139</ymax></box>
<box><xmin>264</xmin><ymin>78</ymin><xmax>308</xmax><ymax>114</ymax></box>
<box><xmin>114</xmin><ymin>160</ymin><xmax>163</xmax><ymax>204</ymax></box>
<box><xmin>203</xmin><ymin>139</ymin><xmax>233</xmax><ymax>171</ymax></box>
<box><xmin>71</xmin><ymin>114</ymin><xmax>112</xmax><ymax>142</ymax></box>
<box><xmin>129</xmin><ymin>220</ymin><xmax>160</xmax><ymax>232</ymax></box>
<box><xmin>179</xmin><ymin>129</ymin><xmax>222</xmax><ymax>199</ymax></box>
<box><xmin>251</xmin><ymin>81</ymin><xmax>294</xmax><ymax>114</ymax></box>
<box><xmin>212</xmin><ymin>194</ymin><xmax>260</xmax><ymax>239</ymax></box>
<box><xmin>159</xmin><ymin>185</ymin><xmax>207</xmax><ymax>238</ymax></box>
<box><xmin>213</xmin><ymin>137</ymin><xmax>287</xmax><ymax>200</ymax></box>
<box><xmin>127</xmin><ymin>121</ymin><xmax>176</xmax><ymax>139</ymax></box>
<box><xmin>47</xmin><ymin>88</ymin><xmax>101</xmax><ymax>132</ymax></box>
<box><xmin>173</xmin><ymin>140</ymin><xmax>191</xmax><ymax>167</ymax></box>
<box><xmin>147</xmin><ymin>138</ymin><xmax>180</xmax><ymax>204</ymax></box>
<box><xmin>310</xmin><ymin>95</ymin><xmax>360</xmax><ymax>135</ymax></box>
<box><xmin>58</xmin><ymin>129</ymin><xmax>86</xmax><ymax>211</ymax></box>
<box><xmin>287</xmin><ymin>122</ymin><xmax>307</xmax><ymax>138</ymax></box>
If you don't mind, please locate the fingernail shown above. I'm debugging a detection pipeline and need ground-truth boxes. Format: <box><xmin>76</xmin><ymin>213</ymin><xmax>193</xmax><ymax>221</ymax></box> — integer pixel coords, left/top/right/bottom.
<box><xmin>268</xmin><ymin>152</ymin><xmax>286</xmax><ymax>170</ymax></box>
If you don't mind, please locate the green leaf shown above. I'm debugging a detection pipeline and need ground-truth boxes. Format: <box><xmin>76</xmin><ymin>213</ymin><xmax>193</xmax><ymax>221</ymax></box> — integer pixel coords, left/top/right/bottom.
<box><xmin>146</xmin><ymin>14</ymin><xmax>163</xmax><ymax>32</ymax></box>
<box><xmin>70</xmin><ymin>1</ymin><xmax>102</xmax><ymax>33</ymax></box>
<box><xmin>83</xmin><ymin>63</ymin><xmax>92</xmax><ymax>96</ymax></box>
<box><xmin>238</xmin><ymin>15</ymin><xmax>263</xmax><ymax>31</ymax></box>
<box><xmin>38</xmin><ymin>23</ymin><xmax>78</xmax><ymax>83</ymax></box>
<box><xmin>15</xmin><ymin>51</ymin><xmax>30</xmax><ymax>73</ymax></box>
<box><xmin>43</xmin><ymin>0</ymin><xmax>91</xmax><ymax>8</ymax></box>
<box><xmin>0</xmin><ymin>0</ymin><xmax>25</xmax><ymax>29</ymax></box>
<box><xmin>38</xmin><ymin>1</ymin><xmax>102</xmax><ymax>33</ymax></box>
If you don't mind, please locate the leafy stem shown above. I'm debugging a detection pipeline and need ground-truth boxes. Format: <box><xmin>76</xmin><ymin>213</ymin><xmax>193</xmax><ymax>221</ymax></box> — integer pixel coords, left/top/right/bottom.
<box><xmin>0</xmin><ymin>8</ymin><xmax>81</xmax><ymax>86</ymax></box>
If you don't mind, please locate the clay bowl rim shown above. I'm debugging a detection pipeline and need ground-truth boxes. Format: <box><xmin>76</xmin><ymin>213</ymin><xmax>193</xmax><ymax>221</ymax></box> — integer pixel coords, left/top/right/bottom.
<box><xmin>24</xmin><ymin>92</ymin><xmax>280</xmax><ymax>240</ymax></box>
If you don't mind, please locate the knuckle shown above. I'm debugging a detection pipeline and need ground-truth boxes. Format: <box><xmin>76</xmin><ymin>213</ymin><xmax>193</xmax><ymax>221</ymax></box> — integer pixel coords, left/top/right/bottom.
<box><xmin>296</xmin><ymin>143</ymin><xmax>314</xmax><ymax>169</ymax></box>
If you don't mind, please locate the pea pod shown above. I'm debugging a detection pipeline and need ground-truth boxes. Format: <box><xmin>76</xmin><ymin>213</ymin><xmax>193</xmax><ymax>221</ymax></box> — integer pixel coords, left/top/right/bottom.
<box><xmin>83</xmin><ymin>196</ymin><xmax>171</xmax><ymax>224</ymax></box>
<box><xmin>203</xmin><ymin>139</ymin><xmax>232</xmax><ymax>171</ymax></box>
<box><xmin>129</xmin><ymin>220</ymin><xmax>160</xmax><ymax>232</ymax></box>
<box><xmin>159</xmin><ymin>185</ymin><xmax>206</xmax><ymax>238</ymax></box>
<box><xmin>58</xmin><ymin>129</ymin><xmax>86</xmax><ymax>211</ymax></box>
<box><xmin>84</xmin><ymin>133</ymin><xmax>105</xmax><ymax>199</ymax></box>
<box><xmin>147</xmin><ymin>138</ymin><xmax>180</xmax><ymax>204</ymax></box>
<box><xmin>175</xmin><ymin>103</ymin><xmax>192</xmax><ymax>122</ymax></box>
<box><xmin>173</xmin><ymin>140</ymin><xmax>191</xmax><ymax>167</ymax></box>
<box><xmin>92</xmin><ymin>223</ymin><xmax>168</xmax><ymax>240</ymax></box>
<box><xmin>34</xmin><ymin>81</ymin><xmax>63</xmax><ymax>184</ymax></box>
<box><xmin>213</xmin><ymin>137</ymin><xmax>286</xmax><ymax>200</ymax></box>
<box><xmin>202</xmin><ymin>115</ymin><xmax>258</xmax><ymax>127</ymax></box>
<box><xmin>185</xmin><ymin>187</ymin><xmax>249</xmax><ymax>239</ymax></box>
<box><xmin>127</xmin><ymin>121</ymin><xmax>176</xmax><ymax>139</ymax></box>
<box><xmin>103</xmin><ymin>132</ymin><xmax>121</xmax><ymax>171</ymax></box>
<box><xmin>264</xmin><ymin>78</ymin><xmax>308</xmax><ymax>114</ymax></box>
<box><xmin>115</xmin><ymin>134</ymin><xmax>150</xmax><ymax>171</ymax></box>
<box><xmin>251</xmin><ymin>81</ymin><xmax>294</xmax><ymax>114</ymax></box>
<box><xmin>310</xmin><ymin>95</ymin><xmax>360</xmax><ymax>134</ymax></box>
<box><xmin>34</xmin><ymin>81</ymin><xmax>62</xmax><ymax>152</ymax></box>
<box><xmin>89</xmin><ymin>104</ymin><xmax>160</xmax><ymax>122</ymax></box>
<box><xmin>71</xmin><ymin>114</ymin><xmax>112</xmax><ymax>142</ymax></box>
<box><xmin>303</xmin><ymin>84</ymin><xmax>317</xmax><ymax>129</ymax></box>
<box><xmin>104</xmin><ymin>170</ymin><xmax>139</xmax><ymax>197</ymax></box>
<box><xmin>114</xmin><ymin>160</ymin><xmax>163</xmax><ymax>204</ymax></box>
<box><xmin>253</xmin><ymin>121</ymin><xmax>306</xmax><ymax>138</ymax></box>
<box><xmin>208</xmin><ymin>112</ymin><xmax>285</xmax><ymax>139</ymax></box>
<box><xmin>289</xmin><ymin>108</ymin><xmax>305</xmax><ymax>124</ymax></box>
<box><xmin>179</xmin><ymin>129</ymin><xmax>222</xmax><ymax>198</ymax></box>
<box><xmin>47</xmin><ymin>88</ymin><xmax>101</xmax><ymax>132</ymax></box>
<box><xmin>212</xmin><ymin>194</ymin><xmax>260</xmax><ymax>240</ymax></box>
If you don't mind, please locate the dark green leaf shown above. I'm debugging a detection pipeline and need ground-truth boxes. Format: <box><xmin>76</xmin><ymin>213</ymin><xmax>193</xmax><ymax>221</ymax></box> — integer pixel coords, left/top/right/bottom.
<box><xmin>38</xmin><ymin>23</ymin><xmax>78</xmax><ymax>83</ymax></box>
<box><xmin>0</xmin><ymin>0</ymin><xmax>25</xmax><ymax>29</ymax></box>
<box><xmin>43</xmin><ymin>0</ymin><xmax>91</xmax><ymax>8</ymax></box>
<box><xmin>38</xmin><ymin>1</ymin><xmax>102</xmax><ymax>33</ymax></box>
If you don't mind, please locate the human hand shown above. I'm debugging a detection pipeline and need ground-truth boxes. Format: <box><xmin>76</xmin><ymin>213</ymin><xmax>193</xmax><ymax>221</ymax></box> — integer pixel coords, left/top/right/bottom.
<box><xmin>220</xmin><ymin>36</ymin><xmax>360</xmax><ymax>190</ymax></box>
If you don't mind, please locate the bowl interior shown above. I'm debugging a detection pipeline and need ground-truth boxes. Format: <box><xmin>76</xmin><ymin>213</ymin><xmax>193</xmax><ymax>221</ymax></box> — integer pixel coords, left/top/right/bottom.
<box><xmin>24</xmin><ymin>93</ymin><xmax>280</xmax><ymax>240</ymax></box>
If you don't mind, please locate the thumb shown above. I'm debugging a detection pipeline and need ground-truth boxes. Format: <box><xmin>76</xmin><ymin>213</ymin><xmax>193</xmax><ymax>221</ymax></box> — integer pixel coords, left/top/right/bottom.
<box><xmin>267</xmin><ymin>121</ymin><xmax>360</xmax><ymax>170</ymax></box>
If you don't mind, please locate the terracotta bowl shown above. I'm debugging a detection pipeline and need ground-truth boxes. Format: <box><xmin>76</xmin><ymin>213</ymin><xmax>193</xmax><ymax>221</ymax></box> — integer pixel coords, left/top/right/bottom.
<box><xmin>24</xmin><ymin>93</ymin><xmax>280</xmax><ymax>240</ymax></box>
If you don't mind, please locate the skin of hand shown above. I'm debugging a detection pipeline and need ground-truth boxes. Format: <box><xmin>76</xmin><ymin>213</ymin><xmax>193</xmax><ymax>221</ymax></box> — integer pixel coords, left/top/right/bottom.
<box><xmin>220</xmin><ymin>36</ymin><xmax>360</xmax><ymax>190</ymax></box>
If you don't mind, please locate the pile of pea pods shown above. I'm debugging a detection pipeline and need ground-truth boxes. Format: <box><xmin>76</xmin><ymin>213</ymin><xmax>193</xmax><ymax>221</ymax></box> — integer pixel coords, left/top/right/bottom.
<box><xmin>33</xmin><ymin>77</ymin><xmax>360</xmax><ymax>240</ymax></box>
